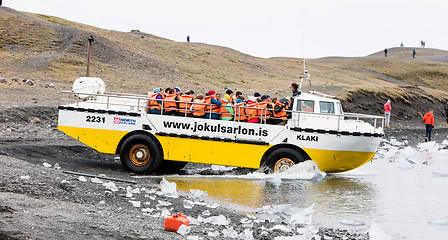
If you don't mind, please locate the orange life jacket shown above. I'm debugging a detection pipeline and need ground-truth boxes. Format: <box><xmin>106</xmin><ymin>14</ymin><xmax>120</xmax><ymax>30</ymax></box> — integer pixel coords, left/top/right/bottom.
<box><xmin>147</xmin><ymin>92</ymin><xmax>164</xmax><ymax>111</ymax></box>
<box><xmin>220</xmin><ymin>103</ymin><xmax>234</xmax><ymax>118</ymax></box>
<box><xmin>234</xmin><ymin>102</ymin><xmax>247</xmax><ymax>121</ymax></box>
<box><xmin>245</xmin><ymin>102</ymin><xmax>259</xmax><ymax>122</ymax></box>
<box><xmin>164</xmin><ymin>94</ymin><xmax>178</xmax><ymax>112</ymax></box>
<box><xmin>192</xmin><ymin>99</ymin><xmax>206</xmax><ymax>116</ymax></box>
<box><xmin>257</xmin><ymin>102</ymin><xmax>273</xmax><ymax>121</ymax></box>
<box><xmin>204</xmin><ymin>96</ymin><xmax>221</xmax><ymax>113</ymax></box>
<box><xmin>178</xmin><ymin>95</ymin><xmax>195</xmax><ymax>114</ymax></box>
<box><xmin>272</xmin><ymin>102</ymin><xmax>287</xmax><ymax>121</ymax></box>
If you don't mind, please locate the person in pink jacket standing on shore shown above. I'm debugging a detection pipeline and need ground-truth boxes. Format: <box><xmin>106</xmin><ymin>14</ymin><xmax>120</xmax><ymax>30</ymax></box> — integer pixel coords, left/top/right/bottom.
<box><xmin>384</xmin><ymin>100</ymin><xmax>391</xmax><ymax>128</ymax></box>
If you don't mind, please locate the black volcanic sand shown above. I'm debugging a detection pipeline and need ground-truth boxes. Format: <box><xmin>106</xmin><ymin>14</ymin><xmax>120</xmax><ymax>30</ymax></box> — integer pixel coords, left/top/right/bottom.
<box><xmin>1</xmin><ymin>106</ymin><xmax>447</xmax><ymax>239</ymax></box>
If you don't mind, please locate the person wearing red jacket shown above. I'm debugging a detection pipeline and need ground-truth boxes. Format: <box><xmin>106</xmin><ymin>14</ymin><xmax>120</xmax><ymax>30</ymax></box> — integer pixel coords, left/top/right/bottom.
<box><xmin>423</xmin><ymin>109</ymin><xmax>434</xmax><ymax>142</ymax></box>
<box><xmin>384</xmin><ymin>100</ymin><xmax>391</xmax><ymax>128</ymax></box>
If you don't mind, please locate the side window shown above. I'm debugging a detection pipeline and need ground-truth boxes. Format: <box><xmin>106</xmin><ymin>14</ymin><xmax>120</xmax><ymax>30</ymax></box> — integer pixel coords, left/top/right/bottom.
<box><xmin>320</xmin><ymin>101</ymin><xmax>335</xmax><ymax>114</ymax></box>
<box><xmin>296</xmin><ymin>100</ymin><xmax>315</xmax><ymax>112</ymax></box>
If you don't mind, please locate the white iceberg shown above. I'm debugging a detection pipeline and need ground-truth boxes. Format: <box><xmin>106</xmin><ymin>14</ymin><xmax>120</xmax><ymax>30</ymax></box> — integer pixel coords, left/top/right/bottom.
<box><xmin>176</xmin><ymin>224</ymin><xmax>190</xmax><ymax>235</ymax></box>
<box><xmin>78</xmin><ymin>176</ymin><xmax>87</xmax><ymax>182</ymax></box>
<box><xmin>42</xmin><ymin>162</ymin><xmax>52</xmax><ymax>168</ymax></box>
<box><xmin>129</xmin><ymin>200</ymin><xmax>141</xmax><ymax>208</ymax></box>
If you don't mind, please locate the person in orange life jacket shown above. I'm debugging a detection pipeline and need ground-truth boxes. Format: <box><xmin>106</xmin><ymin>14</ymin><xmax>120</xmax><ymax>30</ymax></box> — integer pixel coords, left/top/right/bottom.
<box><xmin>253</xmin><ymin>92</ymin><xmax>262</xmax><ymax>103</ymax></box>
<box><xmin>246</xmin><ymin>96</ymin><xmax>259</xmax><ymax>123</ymax></box>
<box><xmin>301</xmin><ymin>101</ymin><xmax>313</xmax><ymax>112</ymax></box>
<box><xmin>234</xmin><ymin>96</ymin><xmax>247</xmax><ymax>122</ymax></box>
<box><xmin>191</xmin><ymin>94</ymin><xmax>206</xmax><ymax>118</ymax></box>
<box><xmin>147</xmin><ymin>88</ymin><xmax>164</xmax><ymax>114</ymax></box>
<box><xmin>204</xmin><ymin>90</ymin><xmax>222</xmax><ymax>119</ymax></box>
<box><xmin>178</xmin><ymin>90</ymin><xmax>195</xmax><ymax>117</ymax></box>
<box><xmin>270</xmin><ymin>97</ymin><xmax>288</xmax><ymax>125</ymax></box>
<box><xmin>235</xmin><ymin>91</ymin><xmax>243</xmax><ymax>101</ymax></box>
<box><xmin>220</xmin><ymin>94</ymin><xmax>235</xmax><ymax>121</ymax></box>
<box><xmin>226</xmin><ymin>89</ymin><xmax>236</xmax><ymax>104</ymax></box>
<box><xmin>258</xmin><ymin>95</ymin><xmax>273</xmax><ymax>123</ymax></box>
<box><xmin>163</xmin><ymin>89</ymin><xmax>179</xmax><ymax>115</ymax></box>
<box><xmin>423</xmin><ymin>109</ymin><xmax>435</xmax><ymax>142</ymax></box>
<box><xmin>174</xmin><ymin>87</ymin><xmax>181</xmax><ymax>95</ymax></box>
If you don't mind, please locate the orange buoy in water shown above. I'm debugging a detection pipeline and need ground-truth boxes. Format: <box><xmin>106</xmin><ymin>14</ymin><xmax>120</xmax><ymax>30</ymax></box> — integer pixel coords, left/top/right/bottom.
<box><xmin>164</xmin><ymin>213</ymin><xmax>190</xmax><ymax>232</ymax></box>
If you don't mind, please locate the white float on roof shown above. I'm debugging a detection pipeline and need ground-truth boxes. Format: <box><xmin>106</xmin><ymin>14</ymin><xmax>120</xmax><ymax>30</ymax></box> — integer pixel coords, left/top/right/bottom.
<box><xmin>72</xmin><ymin>77</ymin><xmax>106</xmax><ymax>98</ymax></box>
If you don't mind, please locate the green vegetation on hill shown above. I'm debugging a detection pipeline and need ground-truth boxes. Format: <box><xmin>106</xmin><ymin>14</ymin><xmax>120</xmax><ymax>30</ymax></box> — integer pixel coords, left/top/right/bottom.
<box><xmin>0</xmin><ymin>6</ymin><xmax>447</xmax><ymax>123</ymax></box>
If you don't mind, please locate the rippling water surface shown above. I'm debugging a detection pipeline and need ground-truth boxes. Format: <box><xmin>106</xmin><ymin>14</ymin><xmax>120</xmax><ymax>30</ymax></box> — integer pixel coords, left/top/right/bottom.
<box><xmin>169</xmin><ymin>140</ymin><xmax>448</xmax><ymax>239</ymax></box>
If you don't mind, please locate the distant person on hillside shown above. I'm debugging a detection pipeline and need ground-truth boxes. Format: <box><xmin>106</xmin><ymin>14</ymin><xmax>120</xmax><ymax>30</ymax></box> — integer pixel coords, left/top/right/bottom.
<box><xmin>187</xmin><ymin>35</ymin><xmax>190</xmax><ymax>43</ymax></box>
<box><xmin>384</xmin><ymin>48</ymin><xmax>388</xmax><ymax>57</ymax></box>
<box><xmin>412</xmin><ymin>49</ymin><xmax>416</xmax><ymax>58</ymax></box>
<box><xmin>423</xmin><ymin>109</ymin><xmax>435</xmax><ymax>142</ymax></box>
<box><xmin>384</xmin><ymin>100</ymin><xmax>391</xmax><ymax>128</ymax></box>
<box><xmin>421</xmin><ymin>40</ymin><xmax>425</xmax><ymax>48</ymax></box>
<box><xmin>400</xmin><ymin>42</ymin><xmax>404</xmax><ymax>47</ymax></box>
<box><xmin>444</xmin><ymin>100</ymin><xmax>448</xmax><ymax>123</ymax></box>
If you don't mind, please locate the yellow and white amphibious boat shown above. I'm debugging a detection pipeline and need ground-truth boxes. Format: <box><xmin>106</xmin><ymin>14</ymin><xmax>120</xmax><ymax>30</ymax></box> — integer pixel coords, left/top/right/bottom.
<box><xmin>58</xmin><ymin>74</ymin><xmax>384</xmax><ymax>174</ymax></box>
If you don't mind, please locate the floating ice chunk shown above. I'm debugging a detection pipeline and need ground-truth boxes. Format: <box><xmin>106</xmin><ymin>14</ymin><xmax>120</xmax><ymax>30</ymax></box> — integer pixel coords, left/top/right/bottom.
<box><xmin>126</xmin><ymin>192</ymin><xmax>133</xmax><ymax>198</ymax></box>
<box><xmin>256</xmin><ymin>212</ymin><xmax>280</xmax><ymax>223</ymax></box>
<box><xmin>340</xmin><ymin>219</ymin><xmax>366</xmax><ymax>226</ymax></box>
<box><xmin>369</xmin><ymin>221</ymin><xmax>394</xmax><ymax>240</ymax></box>
<box><xmin>160</xmin><ymin>209</ymin><xmax>171</xmax><ymax>218</ymax></box>
<box><xmin>141</xmin><ymin>208</ymin><xmax>154</xmax><ymax>213</ymax></box>
<box><xmin>240</xmin><ymin>217</ymin><xmax>252</xmax><ymax>224</ymax></box>
<box><xmin>202</xmin><ymin>210</ymin><xmax>211</xmax><ymax>216</ymax></box>
<box><xmin>158</xmin><ymin>200</ymin><xmax>172</xmax><ymax>206</ymax></box>
<box><xmin>194</xmin><ymin>201</ymin><xmax>206</xmax><ymax>206</ymax></box>
<box><xmin>442</xmin><ymin>139</ymin><xmax>448</xmax><ymax>146</ymax></box>
<box><xmin>323</xmin><ymin>236</ymin><xmax>333</xmax><ymax>240</ymax></box>
<box><xmin>130</xmin><ymin>188</ymin><xmax>141</xmax><ymax>194</ymax></box>
<box><xmin>197</xmin><ymin>215</ymin><xmax>209</xmax><ymax>223</ymax></box>
<box><xmin>211</xmin><ymin>215</ymin><xmax>229</xmax><ymax>226</ymax></box>
<box><xmin>211</xmin><ymin>165</ymin><xmax>236</xmax><ymax>171</ymax></box>
<box><xmin>186</xmin><ymin>236</ymin><xmax>198</xmax><ymax>240</ymax></box>
<box><xmin>208</xmin><ymin>231</ymin><xmax>220</xmax><ymax>237</ymax></box>
<box><xmin>20</xmin><ymin>175</ymin><xmax>30</xmax><ymax>180</ymax></box>
<box><xmin>389</xmin><ymin>138</ymin><xmax>406</xmax><ymax>146</ymax></box>
<box><xmin>190</xmin><ymin>189</ymin><xmax>208</xmax><ymax>198</ymax></box>
<box><xmin>78</xmin><ymin>176</ymin><xmax>87</xmax><ymax>182</ymax></box>
<box><xmin>160</xmin><ymin>177</ymin><xmax>178</xmax><ymax>198</ymax></box>
<box><xmin>53</xmin><ymin>163</ymin><xmax>61</xmax><ymax>170</ymax></box>
<box><xmin>176</xmin><ymin>224</ymin><xmax>190</xmax><ymax>235</ymax></box>
<box><xmin>428</xmin><ymin>217</ymin><xmax>448</xmax><ymax>226</ymax></box>
<box><xmin>222</xmin><ymin>227</ymin><xmax>238</xmax><ymax>238</ymax></box>
<box><xmin>91</xmin><ymin>178</ymin><xmax>104</xmax><ymax>184</ymax></box>
<box><xmin>183</xmin><ymin>199</ymin><xmax>194</xmax><ymax>209</ymax></box>
<box><xmin>207</xmin><ymin>202</ymin><xmax>220</xmax><ymax>209</ymax></box>
<box><xmin>99</xmin><ymin>200</ymin><xmax>105</xmax><ymax>205</ymax></box>
<box><xmin>103</xmin><ymin>182</ymin><xmax>118</xmax><ymax>192</ymax></box>
<box><xmin>150</xmin><ymin>196</ymin><xmax>156</xmax><ymax>200</ymax></box>
<box><xmin>271</xmin><ymin>225</ymin><xmax>292</xmax><ymax>232</ymax></box>
<box><xmin>239</xmin><ymin>229</ymin><xmax>254</xmax><ymax>240</ymax></box>
<box><xmin>274</xmin><ymin>235</ymin><xmax>306</xmax><ymax>240</ymax></box>
<box><xmin>289</xmin><ymin>203</ymin><xmax>315</xmax><ymax>225</ymax></box>
<box><xmin>129</xmin><ymin>200</ymin><xmax>141</xmax><ymax>208</ymax></box>
<box><xmin>146</xmin><ymin>188</ymin><xmax>157</xmax><ymax>194</ymax></box>
<box><xmin>42</xmin><ymin>162</ymin><xmax>52</xmax><ymax>168</ymax></box>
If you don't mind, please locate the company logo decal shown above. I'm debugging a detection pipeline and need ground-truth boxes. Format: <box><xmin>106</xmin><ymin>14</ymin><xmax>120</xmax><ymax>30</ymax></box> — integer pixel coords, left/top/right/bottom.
<box><xmin>113</xmin><ymin>117</ymin><xmax>136</xmax><ymax>125</ymax></box>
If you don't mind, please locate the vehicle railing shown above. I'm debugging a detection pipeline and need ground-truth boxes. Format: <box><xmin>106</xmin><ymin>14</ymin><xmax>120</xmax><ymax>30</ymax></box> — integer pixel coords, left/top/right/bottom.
<box><xmin>61</xmin><ymin>91</ymin><xmax>384</xmax><ymax>131</ymax></box>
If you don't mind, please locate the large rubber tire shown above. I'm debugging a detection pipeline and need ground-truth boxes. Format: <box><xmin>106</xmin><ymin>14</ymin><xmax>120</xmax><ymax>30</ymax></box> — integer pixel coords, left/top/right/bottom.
<box><xmin>264</xmin><ymin>148</ymin><xmax>306</xmax><ymax>173</ymax></box>
<box><xmin>159</xmin><ymin>160</ymin><xmax>189</xmax><ymax>173</ymax></box>
<box><xmin>120</xmin><ymin>134</ymin><xmax>163</xmax><ymax>174</ymax></box>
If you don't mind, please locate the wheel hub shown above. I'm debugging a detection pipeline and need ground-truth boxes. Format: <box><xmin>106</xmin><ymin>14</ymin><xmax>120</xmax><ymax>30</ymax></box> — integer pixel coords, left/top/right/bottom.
<box><xmin>274</xmin><ymin>158</ymin><xmax>295</xmax><ymax>173</ymax></box>
<box><xmin>129</xmin><ymin>144</ymin><xmax>150</xmax><ymax>166</ymax></box>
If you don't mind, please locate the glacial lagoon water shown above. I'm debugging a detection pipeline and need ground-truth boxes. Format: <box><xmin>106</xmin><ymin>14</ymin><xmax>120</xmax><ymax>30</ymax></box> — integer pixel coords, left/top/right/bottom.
<box><xmin>170</xmin><ymin>139</ymin><xmax>448</xmax><ymax>239</ymax></box>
